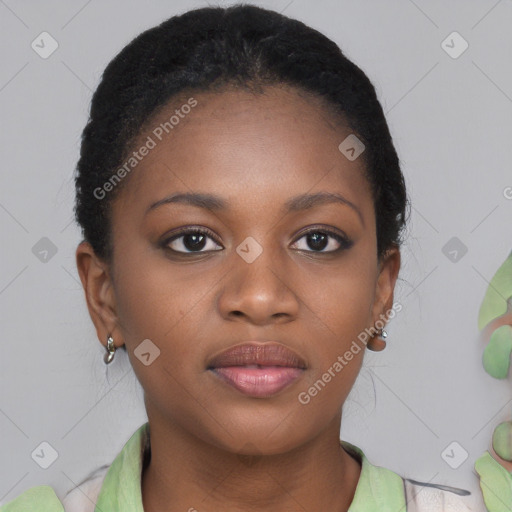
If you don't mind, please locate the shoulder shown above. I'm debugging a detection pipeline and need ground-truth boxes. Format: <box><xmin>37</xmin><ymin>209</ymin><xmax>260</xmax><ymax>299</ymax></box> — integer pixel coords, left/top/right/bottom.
<box><xmin>0</xmin><ymin>485</ymin><xmax>64</xmax><ymax>512</ymax></box>
<box><xmin>0</xmin><ymin>465</ymin><xmax>110</xmax><ymax>512</ymax></box>
<box><xmin>61</xmin><ymin>465</ymin><xmax>110</xmax><ymax>512</ymax></box>
<box><xmin>341</xmin><ymin>440</ymin><xmax>487</xmax><ymax>511</ymax></box>
<box><xmin>403</xmin><ymin>478</ymin><xmax>487</xmax><ymax>511</ymax></box>
<box><xmin>2</xmin><ymin>422</ymin><xmax>146</xmax><ymax>512</ymax></box>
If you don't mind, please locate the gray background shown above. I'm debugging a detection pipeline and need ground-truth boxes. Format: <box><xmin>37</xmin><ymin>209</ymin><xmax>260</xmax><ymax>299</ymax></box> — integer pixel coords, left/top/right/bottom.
<box><xmin>1</xmin><ymin>0</ymin><xmax>511</xmax><ymax>504</ymax></box>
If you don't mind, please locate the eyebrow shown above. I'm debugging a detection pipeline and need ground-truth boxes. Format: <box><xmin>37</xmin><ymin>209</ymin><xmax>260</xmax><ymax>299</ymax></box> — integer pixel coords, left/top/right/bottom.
<box><xmin>146</xmin><ymin>191</ymin><xmax>364</xmax><ymax>226</ymax></box>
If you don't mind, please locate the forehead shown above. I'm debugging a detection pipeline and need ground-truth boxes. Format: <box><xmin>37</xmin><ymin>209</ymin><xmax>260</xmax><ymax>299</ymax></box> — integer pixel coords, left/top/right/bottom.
<box><xmin>113</xmin><ymin>85</ymin><xmax>372</xmax><ymax>219</ymax></box>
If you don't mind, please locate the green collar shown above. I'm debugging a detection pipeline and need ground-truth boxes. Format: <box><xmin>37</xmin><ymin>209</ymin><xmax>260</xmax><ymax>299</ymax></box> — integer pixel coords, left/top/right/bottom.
<box><xmin>341</xmin><ymin>441</ymin><xmax>407</xmax><ymax>511</ymax></box>
<box><xmin>95</xmin><ymin>422</ymin><xmax>406</xmax><ymax>511</ymax></box>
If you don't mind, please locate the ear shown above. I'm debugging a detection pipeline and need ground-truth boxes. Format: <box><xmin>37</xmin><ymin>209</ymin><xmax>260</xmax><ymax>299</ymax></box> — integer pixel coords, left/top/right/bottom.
<box><xmin>371</xmin><ymin>245</ymin><xmax>401</xmax><ymax>324</ymax></box>
<box><xmin>75</xmin><ymin>241</ymin><xmax>122</xmax><ymax>349</ymax></box>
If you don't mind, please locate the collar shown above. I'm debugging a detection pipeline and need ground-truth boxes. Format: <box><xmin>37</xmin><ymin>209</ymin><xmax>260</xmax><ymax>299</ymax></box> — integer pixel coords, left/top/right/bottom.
<box><xmin>95</xmin><ymin>422</ymin><xmax>406</xmax><ymax>512</ymax></box>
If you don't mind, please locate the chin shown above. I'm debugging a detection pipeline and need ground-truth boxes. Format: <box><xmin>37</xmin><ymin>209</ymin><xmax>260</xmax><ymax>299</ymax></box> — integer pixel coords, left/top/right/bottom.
<box><xmin>205</xmin><ymin>417</ymin><xmax>316</xmax><ymax>457</ymax></box>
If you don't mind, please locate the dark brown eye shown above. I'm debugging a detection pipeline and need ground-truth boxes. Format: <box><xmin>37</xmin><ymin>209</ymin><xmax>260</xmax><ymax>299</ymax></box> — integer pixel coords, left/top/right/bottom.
<box><xmin>163</xmin><ymin>228</ymin><xmax>222</xmax><ymax>253</ymax></box>
<box><xmin>291</xmin><ymin>228</ymin><xmax>353</xmax><ymax>253</ymax></box>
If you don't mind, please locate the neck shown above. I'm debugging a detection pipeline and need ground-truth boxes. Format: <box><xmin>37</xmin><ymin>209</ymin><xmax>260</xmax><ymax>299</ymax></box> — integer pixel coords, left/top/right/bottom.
<box><xmin>141</xmin><ymin>413</ymin><xmax>361</xmax><ymax>512</ymax></box>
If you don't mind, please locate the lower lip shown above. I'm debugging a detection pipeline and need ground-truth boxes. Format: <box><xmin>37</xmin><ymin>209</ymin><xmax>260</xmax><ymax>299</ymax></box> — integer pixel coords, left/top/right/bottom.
<box><xmin>210</xmin><ymin>366</ymin><xmax>304</xmax><ymax>398</ymax></box>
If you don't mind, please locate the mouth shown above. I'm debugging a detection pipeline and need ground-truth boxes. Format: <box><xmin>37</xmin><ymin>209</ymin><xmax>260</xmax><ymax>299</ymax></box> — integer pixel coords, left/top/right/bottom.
<box><xmin>207</xmin><ymin>342</ymin><xmax>307</xmax><ymax>398</ymax></box>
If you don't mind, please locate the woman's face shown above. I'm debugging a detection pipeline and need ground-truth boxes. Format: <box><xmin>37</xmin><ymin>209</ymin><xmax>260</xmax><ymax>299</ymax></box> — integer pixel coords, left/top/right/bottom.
<box><xmin>77</xmin><ymin>85</ymin><xmax>400</xmax><ymax>454</ymax></box>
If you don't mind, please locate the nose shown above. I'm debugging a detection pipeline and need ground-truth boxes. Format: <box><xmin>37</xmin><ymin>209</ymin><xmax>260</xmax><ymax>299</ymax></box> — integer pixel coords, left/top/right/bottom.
<box><xmin>216</xmin><ymin>246</ymin><xmax>300</xmax><ymax>326</ymax></box>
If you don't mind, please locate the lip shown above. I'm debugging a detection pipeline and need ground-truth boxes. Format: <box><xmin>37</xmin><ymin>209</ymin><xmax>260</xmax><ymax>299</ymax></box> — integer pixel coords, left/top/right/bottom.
<box><xmin>207</xmin><ymin>342</ymin><xmax>307</xmax><ymax>398</ymax></box>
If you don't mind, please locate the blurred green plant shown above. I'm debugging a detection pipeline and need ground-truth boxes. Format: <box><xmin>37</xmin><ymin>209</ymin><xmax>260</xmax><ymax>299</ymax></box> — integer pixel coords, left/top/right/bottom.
<box><xmin>478</xmin><ymin>250</ymin><xmax>512</xmax><ymax>463</ymax></box>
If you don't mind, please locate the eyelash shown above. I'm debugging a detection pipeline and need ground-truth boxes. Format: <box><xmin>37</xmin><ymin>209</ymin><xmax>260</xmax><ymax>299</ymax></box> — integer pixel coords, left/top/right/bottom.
<box><xmin>160</xmin><ymin>226</ymin><xmax>353</xmax><ymax>255</ymax></box>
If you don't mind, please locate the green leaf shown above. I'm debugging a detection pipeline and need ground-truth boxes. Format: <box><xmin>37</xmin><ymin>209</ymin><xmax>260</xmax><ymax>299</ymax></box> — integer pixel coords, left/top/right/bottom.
<box><xmin>478</xmin><ymin>250</ymin><xmax>512</xmax><ymax>331</ymax></box>
<box><xmin>483</xmin><ymin>325</ymin><xmax>512</xmax><ymax>379</ymax></box>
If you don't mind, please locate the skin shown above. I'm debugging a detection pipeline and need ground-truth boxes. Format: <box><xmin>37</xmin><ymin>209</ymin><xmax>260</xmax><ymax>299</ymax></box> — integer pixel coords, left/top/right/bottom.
<box><xmin>76</xmin><ymin>84</ymin><xmax>401</xmax><ymax>512</ymax></box>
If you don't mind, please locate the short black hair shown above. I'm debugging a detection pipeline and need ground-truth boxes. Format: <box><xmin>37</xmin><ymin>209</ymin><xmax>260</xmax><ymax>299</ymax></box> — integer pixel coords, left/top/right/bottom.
<box><xmin>74</xmin><ymin>4</ymin><xmax>409</xmax><ymax>263</ymax></box>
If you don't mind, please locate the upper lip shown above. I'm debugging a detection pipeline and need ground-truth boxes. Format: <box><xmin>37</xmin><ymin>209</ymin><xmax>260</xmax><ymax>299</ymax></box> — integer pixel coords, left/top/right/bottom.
<box><xmin>207</xmin><ymin>342</ymin><xmax>307</xmax><ymax>369</ymax></box>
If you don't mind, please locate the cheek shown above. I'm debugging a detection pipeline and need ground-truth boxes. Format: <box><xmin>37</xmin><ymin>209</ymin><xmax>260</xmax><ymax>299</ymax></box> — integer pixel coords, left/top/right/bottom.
<box><xmin>308</xmin><ymin>255</ymin><xmax>376</xmax><ymax>338</ymax></box>
<box><xmin>298</xmin><ymin>252</ymin><xmax>376</xmax><ymax>395</ymax></box>
<box><xmin>111</xmin><ymin>247</ymin><xmax>188</xmax><ymax>348</ymax></box>
<box><xmin>112</xmin><ymin>262</ymin><xmax>202</xmax><ymax>406</ymax></box>
<box><xmin>112</xmin><ymin>247</ymin><xmax>220</xmax><ymax>375</ymax></box>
